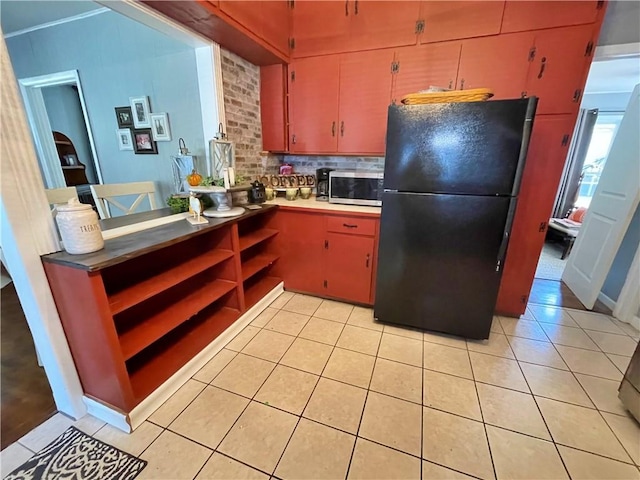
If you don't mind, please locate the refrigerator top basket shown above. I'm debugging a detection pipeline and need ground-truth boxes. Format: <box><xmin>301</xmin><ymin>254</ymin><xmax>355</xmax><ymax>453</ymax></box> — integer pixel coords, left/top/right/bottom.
<box><xmin>401</xmin><ymin>88</ymin><xmax>494</xmax><ymax>105</ymax></box>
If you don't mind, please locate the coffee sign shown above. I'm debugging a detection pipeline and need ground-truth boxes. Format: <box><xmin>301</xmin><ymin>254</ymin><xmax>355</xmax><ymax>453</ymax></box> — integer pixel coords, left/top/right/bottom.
<box><xmin>257</xmin><ymin>175</ymin><xmax>316</xmax><ymax>188</ymax></box>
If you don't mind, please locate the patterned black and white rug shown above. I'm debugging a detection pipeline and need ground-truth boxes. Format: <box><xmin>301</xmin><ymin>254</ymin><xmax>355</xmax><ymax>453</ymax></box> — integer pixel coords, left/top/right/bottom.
<box><xmin>4</xmin><ymin>427</ymin><xmax>147</xmax><ymax>480</ymax></box>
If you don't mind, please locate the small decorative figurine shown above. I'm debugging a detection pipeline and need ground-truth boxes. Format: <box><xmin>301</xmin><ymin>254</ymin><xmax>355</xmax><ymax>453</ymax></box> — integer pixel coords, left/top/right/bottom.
<box><xmin>186</xmin><ymin>192</ymin><xmax>208</xmax><ymax>225</ymax></box>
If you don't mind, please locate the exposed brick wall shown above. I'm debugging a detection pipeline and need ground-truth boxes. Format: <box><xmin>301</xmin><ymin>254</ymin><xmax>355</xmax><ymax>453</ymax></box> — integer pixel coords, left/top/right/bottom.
<box><xmin>220</xmin><ymin>48</ymin><xmax>264</xmax><ymax>178</ymax></box>
<box><xmin>220</xmin><ymin>49</ymin><xmax>383</xmax><ymax>179</ymax></box>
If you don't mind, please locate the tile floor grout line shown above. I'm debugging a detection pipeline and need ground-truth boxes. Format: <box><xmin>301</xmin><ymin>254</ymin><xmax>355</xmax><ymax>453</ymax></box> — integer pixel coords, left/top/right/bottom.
<box><xmin>166</xmin><ymin>294</ymin><xmax>315</xmax><ymax>477</ymax></box>
<box><xmin>343</xmin><ymin>318</ymin><xmax>383</xmax><ymax>480</ymax></box>
<box><xmin>512</xmin><ymin>345</ymin><xmax>573</xmax><ymax>479</ymax></box>
<box><xmin>465</xmin><ymin>327</ymin><xmax>499</xmax><ymax>480</ymax></box>
<box><xmin>269</xmin><ymin>299</ymin><xmax>349</xmax><ymax>478</ymax></box>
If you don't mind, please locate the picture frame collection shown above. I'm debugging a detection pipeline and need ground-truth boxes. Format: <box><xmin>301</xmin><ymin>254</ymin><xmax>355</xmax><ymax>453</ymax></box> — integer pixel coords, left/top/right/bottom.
<box><xmin>115</xmin><ymin>96</ymin><xmax>171</xmax><ymax>154</ymax></box>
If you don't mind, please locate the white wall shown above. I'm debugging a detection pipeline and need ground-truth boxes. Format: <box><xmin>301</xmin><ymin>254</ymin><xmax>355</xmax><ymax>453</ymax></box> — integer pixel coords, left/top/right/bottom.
<box><xmin>6</xmin><ymin>10</ymin><xmax>206</xmax><ymax>209</ymax></box>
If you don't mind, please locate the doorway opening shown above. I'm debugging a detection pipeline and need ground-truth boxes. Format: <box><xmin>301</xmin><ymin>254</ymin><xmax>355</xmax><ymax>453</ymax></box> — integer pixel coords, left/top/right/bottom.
<box><xmin>19</xmin><ymin>70</ymin><xmax>103</xmax><ymax>205</ymax></box>
<box><xmin>530</xmin><ymin>50</ymin><xmax>639</xmax><ymax>312</ymax></box>
<box><xmin>535</xmin><ymin>110</ymin><xmax>623</xmax><ymax>283</ymax></box>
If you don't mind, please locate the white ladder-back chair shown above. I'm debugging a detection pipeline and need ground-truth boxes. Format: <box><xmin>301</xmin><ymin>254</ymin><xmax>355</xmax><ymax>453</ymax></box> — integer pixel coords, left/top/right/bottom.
<box><xmin>45</xmin><ymin>187</ymin><xmax>78</xmax><ymax>211</ymax></box>
<box><xmin>90</xmin><ymin>181</ymin><xmax>157</xmax><ymax>219</ymax></box>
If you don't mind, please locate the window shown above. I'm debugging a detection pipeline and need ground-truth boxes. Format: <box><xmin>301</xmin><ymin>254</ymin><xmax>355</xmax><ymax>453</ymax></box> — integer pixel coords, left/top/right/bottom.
<box><xmin>576</xmin><ymin>113</ymin><xmax>624</xmax><ymax>208</ymax></box>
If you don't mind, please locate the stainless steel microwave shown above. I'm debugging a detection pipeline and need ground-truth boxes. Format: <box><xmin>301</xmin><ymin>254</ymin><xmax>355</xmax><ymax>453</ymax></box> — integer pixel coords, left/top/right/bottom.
<box><xmin>329</xmin><ymin>171</ymin><xmax>384</xmax><ymax>206</ymax></box>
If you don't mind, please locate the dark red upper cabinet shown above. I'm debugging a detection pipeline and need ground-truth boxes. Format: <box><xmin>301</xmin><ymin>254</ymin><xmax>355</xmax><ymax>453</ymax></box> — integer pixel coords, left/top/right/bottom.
<box><xmin>526</xmin><ymin>25</ymin><xmax>596</xmax><ymax>114</ymax></box>
<box><xmin>348</xmin><ymin>1</ymin><xmax>421</xmax><ymax>52</ymax></box>
<box><xmin>419</xmin><ymin>1</ymin><xmax>505</xmax><ymax>43</ymax></box>
<box><xmin>291</xmin><ymin>1</ymin><xmax>350</xmax><ymax>58</ymax></box>
<box><xmin>288</xmin><ymin>55</ymin><xmax>341</xmax><ymax>153</ymax></box>
<box><xmin>220</xmin><ymin>1</ymin><xmax>290</xmax><ymax>55</ymax></box>
<box><xmin>219</xmin><ymin>1</ymin><xmax>264</xmax><ymax>36</ymax></box>
<box><xmin>262</xmin><ymin>1</ymin><xmax>291</xmax><ymax>55</ymax></box>
<box><xmin>457</xmin><ymin>31</ymin><xmax>535</xmax><ymax>100</ymax></box>
<box><xmin>260</xmin><ymin>64</ymin><xmax>288</xmax><ymax>152</ymax></box>
<box><xmin>338</xmin><ymin>49</ymin><xmax>394</xmax><ymax>154</ymax></box>
<box><xmin>392</xmin><ymin>42</ymin><xmax>462</xmax><ymax>103</ymax></box>
<box><xmin>501</xmin><ymin>1</ymin><xmax>603</xmax><ymax>33</ymax></box>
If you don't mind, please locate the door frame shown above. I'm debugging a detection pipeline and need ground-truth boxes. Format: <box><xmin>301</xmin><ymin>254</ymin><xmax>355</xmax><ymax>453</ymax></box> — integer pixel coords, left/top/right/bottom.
<box><xmin>1</xmin><ymin>1</ymin><xmax>225</xmax><ymax>420</ymax></box>
<box><xmin>19</xmin><ymin>69</ymin><xmax>104</xmax><ymax>188</ymax></box>
<box><xmin>613</xmin><ymin>244</ymin><xmax>640</xmax><ymax>329</ymax></box>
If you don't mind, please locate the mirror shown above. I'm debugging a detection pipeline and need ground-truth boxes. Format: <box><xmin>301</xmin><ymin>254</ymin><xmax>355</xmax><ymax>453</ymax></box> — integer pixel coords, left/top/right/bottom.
<box><xmin>2</xmin><ymin>0</ymin><xmax>214</xmax><ymax>221</ymax></box>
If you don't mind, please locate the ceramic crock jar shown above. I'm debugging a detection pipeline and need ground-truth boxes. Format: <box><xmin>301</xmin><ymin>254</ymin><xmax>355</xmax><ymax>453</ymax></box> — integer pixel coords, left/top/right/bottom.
<box><xmin>55</xmin><ymin>198</ymin><xmax>104</xmax><ymax>254</ymax></box>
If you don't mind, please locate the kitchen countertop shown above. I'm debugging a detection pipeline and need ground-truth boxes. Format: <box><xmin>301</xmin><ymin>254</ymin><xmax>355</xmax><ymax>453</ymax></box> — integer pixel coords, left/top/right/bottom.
<box><xmin>42</xmin><ymin>204</ymin><xmax>278</xmax><ymax>271</ymax></box>
<box><xmin>267</xmin><ymin>196</ymin><xmax>381</xmax><ymax>216</ymax></box>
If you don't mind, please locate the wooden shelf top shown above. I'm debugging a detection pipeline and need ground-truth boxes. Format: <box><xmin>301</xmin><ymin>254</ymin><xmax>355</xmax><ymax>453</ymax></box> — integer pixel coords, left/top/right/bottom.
<box><xmin>242</xmin><ymin>253</ymin><xmax>279</xmax><ymax>281</ymax></box>
<box><xmin>239</xmin><ymin>228</ymin><xmax>278</xmax><ymax>251</ymax></box>
<box><xmin>119</xmin><ymin>278</ymin><xmax>236</xmax><ymax>360</ymax></box>
<box><xmin>109</xmin><ymin>248</ymin><xmax>234</xmax><ymax>315</ymax></box>
<box><xmin>42</xmin><ymin>204</ymin><xmax>278</xmax><ymax>272</ymax></box>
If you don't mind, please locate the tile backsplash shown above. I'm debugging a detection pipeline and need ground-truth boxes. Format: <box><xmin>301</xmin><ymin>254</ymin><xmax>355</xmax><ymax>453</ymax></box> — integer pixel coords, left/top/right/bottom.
<box><xmin>279</xmin><ymin>155</ymin><xmax>385</xmax><ymax>175</ymax></box>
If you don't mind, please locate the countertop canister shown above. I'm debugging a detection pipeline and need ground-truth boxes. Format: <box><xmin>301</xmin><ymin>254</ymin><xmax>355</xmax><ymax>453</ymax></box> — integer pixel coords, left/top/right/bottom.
<box><xmin>55</xmin><ymin>198</ymin><xmax>104</xmax><ymax>254</ymax></box>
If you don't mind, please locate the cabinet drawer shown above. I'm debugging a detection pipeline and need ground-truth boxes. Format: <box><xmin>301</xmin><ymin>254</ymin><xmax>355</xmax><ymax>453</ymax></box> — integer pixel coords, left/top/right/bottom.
<box><xmin>326</xmin><ymin>216</ymin><xmax>377</xmax><ymax>236</ymax></box>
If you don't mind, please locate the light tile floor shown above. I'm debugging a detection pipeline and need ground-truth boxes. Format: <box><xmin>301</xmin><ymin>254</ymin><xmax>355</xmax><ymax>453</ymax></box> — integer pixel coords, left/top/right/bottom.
<box><xmin>3</xmin><ymin>293</ymin><xmax>640</xmax><ymax>480</ymax></box>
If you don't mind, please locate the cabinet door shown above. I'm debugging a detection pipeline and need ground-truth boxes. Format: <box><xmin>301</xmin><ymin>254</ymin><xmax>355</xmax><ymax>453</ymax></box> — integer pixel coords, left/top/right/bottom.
<box><xmin>526</xmin><ymin>25</ymin><xmax>595</xmax><ymax>115</ymax></box>
<box><xmin>496</xmin><ymin>115</ymin><xmax>575</xmax><ymax>316</ymax></box>
<box><xmin>260</xmin><ymin>64</ymin><xmax>287</xmax><ymax>152</ymax></box>
<box><xmin>262</xmin><ymin>1</ymin><xmax>291</xmax><ymax>54</ymax></box>
<box><xmin>392</xmin><ymin>42</ymin><xmax>461</xmax><ymax>103</ymax></box>
<box><xmin>457</xmin><ymin>31</ymin><xmax>534</xmax><ymax>100</ymax></box>
<box><xmin>291</xmin><ymin>1</ymin><xmax>350</xmax><ymax>57</ymax></box>
<box><xmin>349</xmin><ymin>1</ymin><xmax>421</xmax><ymax>52</ymax></box>
<box><xmin>338</xmin><ymin>50</ymin><xmax>394</xmax><ymax>154</ymax></box>
<box><xmin>419</xmin><ymin>1</ymin><xmax>505</xmax><ymax>43</ymax></box>
<box><xmin>325</xmin><ymin>232</ymin><xmax>374</xmax><ymax>304</ymax></box>
<box><xmin>502</xmin><ymin>1</ymin><xmax>602</xmax><ymax>33</ymax></box>
<box><xmin>289</xmin><ymin>55</ymin><xmax>340</xmax><ymax>153</ymax></box>
<box><xmin>275</xmin><ymin>210</ymin><xmax>325</xmax><ymax>295</ymax></box>
<box><xmin>220</xmin><ymin>1</ymin><xmax>264</xmax><ymax>36</ymax></box>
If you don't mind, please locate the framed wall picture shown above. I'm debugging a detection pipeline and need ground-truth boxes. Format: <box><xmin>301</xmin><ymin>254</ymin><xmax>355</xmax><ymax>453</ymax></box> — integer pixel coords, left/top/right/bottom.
<box><xmin>115</xmin><ymin>106</ymin><xmax>133</xmax><ymax>128</ymax></box>
<box><xmin>129</xmin><ymin>96</ymin><xmax>151</xmax><ymax>128</ymax></box>
<box><xmin>116</xmin><ymin>128</ymin><xmax>134</xmax><ymax>151</ymax></box>
<box><xmin>133</xmin><ymin>129</ymin><xmax>157</xmax><ymax>154</ymax></box>
<box><xmin>150</xmin><ymin>113</ymin><xmax>171</xmax><ymax>141</ymax></box>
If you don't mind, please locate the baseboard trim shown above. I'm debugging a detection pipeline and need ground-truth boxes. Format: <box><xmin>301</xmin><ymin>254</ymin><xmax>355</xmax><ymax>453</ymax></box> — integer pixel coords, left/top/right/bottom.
<box><xmin>597</xmin><ymin>291</ymin><xmax>616</xmax><ymax>311</ymax></box>
<box><xmin>85</xmin><ymin>282</ymin><xmax>284</xmax><ymax>432</ymax></box>
<box><xmin>84</xmin><ymin>396</ymin><xmax>131</xmax><ymax>433</ymax></box>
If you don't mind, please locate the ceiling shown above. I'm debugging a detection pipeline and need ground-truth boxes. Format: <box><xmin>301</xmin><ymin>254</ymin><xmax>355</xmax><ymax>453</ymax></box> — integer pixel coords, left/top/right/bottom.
<box><xmin>0</xmin><ymin>1</ymin><xmax>103</xmax><ymax>36</ymax></box>
<box><xmin>585</xmin><ymin>56</ymin><xmax>640</xmax><ymax>94</ymax></box>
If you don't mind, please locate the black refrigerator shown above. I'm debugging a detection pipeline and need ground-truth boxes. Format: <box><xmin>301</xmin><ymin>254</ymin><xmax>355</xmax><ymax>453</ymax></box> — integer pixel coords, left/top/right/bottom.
<box><xmin>374</xmin><ymin>98</ymin><xmax>537</xmax><ymax>340</ymax></box>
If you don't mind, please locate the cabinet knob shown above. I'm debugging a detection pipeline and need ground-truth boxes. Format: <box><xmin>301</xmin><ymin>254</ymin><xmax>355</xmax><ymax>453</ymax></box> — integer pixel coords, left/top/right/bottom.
<box><xmin>332</xmin><ymin>121</ymin><xmax>336</xmax><ymax>137</ymax></box>
<box><xmin>340</xmin><ymin>121</ymin><xmax>345</xmax><ymax>137</ymax></box>
<box><xmin>355</xmin><ymin>0</ymin><xmax>359</xmax><ymax>15</ymax></box>
<box><xmin>366</xmin><ymin>253</ymin><xmax>370</xmax><ymax>268</ymax></box>
<box><xmin>345</xmin><ymin>0</ymin><xmax>348</xmax><ymax>16</ymax></box>
<box><xmin>460</xmin><ymin>78</ymin><xmax>465</xmax><ymax>90</ymax></box>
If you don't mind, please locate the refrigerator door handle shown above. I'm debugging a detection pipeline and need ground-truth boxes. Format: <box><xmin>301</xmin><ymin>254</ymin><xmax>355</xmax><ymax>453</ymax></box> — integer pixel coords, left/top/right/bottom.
<box><xmin>496</xmin><ymin>199</ymin><xmax>518</xmax><ymax>272</ymax></box>
<box><xmin>496</xmin><ymin>231</ymin><xmax>509</xmax><ymax>271</ymax></box>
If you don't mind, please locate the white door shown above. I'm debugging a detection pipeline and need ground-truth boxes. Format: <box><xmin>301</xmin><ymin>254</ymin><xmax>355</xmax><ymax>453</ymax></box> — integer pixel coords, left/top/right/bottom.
<box><xmin>563</xmin><ymin>84</ymin><xmax>640</xmax><ymax>308</ymax></box>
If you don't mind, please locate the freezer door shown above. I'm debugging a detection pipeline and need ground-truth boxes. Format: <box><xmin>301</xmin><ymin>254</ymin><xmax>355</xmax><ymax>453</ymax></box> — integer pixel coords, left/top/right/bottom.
<box><xmin>384</xmin><ymin>98</ymin><xmax>537</xmax><ymax>195</ymax></box>
<box><xmin>374</xmin><ymin>192</ymin><xmax>514</xmax><ymax>339</ymax></box>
